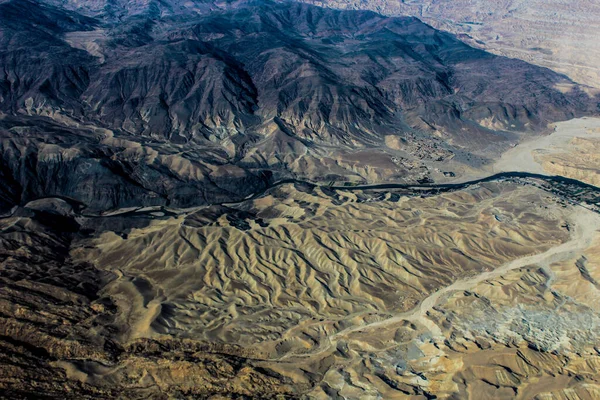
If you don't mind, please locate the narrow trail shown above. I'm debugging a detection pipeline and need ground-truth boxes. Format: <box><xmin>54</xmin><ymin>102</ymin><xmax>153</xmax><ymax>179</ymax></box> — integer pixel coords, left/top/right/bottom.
<box><xmin>281</xmin><ymin>205</ymin><xmax>600</xmax><ymax>361</ymax></box>
<box><xmin>337</xmin><ymin>207</ymin><xmax>600</xmax><ymax>339</ymax></box>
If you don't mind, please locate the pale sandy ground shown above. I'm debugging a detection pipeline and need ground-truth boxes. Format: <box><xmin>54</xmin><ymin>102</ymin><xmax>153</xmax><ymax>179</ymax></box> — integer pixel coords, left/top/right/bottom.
<box><xmin>297</xmin><ymin>200</ymin><xmax>600</xmax><ymax>399</ymax></box>
<box><xmin>493</xmin><ymin>117</ymin><xmax>600</xmax><ymax>175</ymax></box>
<box><xmin>68</xmin><ymin>177</ymin><xmax>597</xmax><ymax>398</ymax></box>
<box><xmin>339</xmin><ymin>202</ymin><xmax>600</xmax><ymax>338</ymax></box>
<box><xmin>451</xmin><ymin>116</ymin><xmax>600</xmax><ymax>184</ymax></box>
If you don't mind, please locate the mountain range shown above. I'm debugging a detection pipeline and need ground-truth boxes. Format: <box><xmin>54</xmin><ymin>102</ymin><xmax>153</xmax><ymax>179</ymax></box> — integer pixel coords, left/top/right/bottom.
<box><xmin>301</xmin><ymin>0</ymin><xmax>600</xmax><ymax>89</ymax></box>
<box><xmin>0</xmin><ymin>0</ymin><xmax>597</xmax><ymax>213</ymax></box>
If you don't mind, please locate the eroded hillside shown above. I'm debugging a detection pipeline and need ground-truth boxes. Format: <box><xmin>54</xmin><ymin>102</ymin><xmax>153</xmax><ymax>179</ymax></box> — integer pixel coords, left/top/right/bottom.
<box><xmin>0</xmin><ymin>0</ymin><xmax>597</xmax><ymax>215</ymax></box>
<box><xmin>1</xmin><ymin>1</ymin><xmax>600</xmax><ymax>399</ymax></box>
<box><xmin>3</xmin><ymin>177</ymin><xmax>600</xmax><ymax>398</ymax></box>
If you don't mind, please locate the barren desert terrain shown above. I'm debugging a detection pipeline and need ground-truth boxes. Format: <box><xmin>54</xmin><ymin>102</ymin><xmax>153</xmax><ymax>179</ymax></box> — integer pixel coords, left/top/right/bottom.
<box><xmin>4</xmin><ymin>169</ymin><xmax>600</xmax><ymax>398</ymax></box>
<box><xmin>1</xmin><ymin>1</ymin><xmax>600</xmax><ymax>398</ymax></box>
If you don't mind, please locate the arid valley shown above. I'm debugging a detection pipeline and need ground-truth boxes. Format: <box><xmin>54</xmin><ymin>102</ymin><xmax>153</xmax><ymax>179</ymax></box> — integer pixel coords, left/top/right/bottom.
<box><xmin>1</xmin><ymin>1</ymin><xmax>600</xmax><ymax>399</ymax></box>
<box><xmin>4</xmin><ymin>117</ymin><xmax>600</xmax><ymax>398</ymax></box>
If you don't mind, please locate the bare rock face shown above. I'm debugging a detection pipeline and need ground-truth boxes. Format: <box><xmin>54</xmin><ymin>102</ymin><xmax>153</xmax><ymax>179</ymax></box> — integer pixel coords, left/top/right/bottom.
<box><xmin>301</xmin><ymin>0</ymin><xmax>600</xmax><ymax>88</ymax></box>
<box><xmin>0</xmin><ymin>116</ymin><xmax>273</xmax><ymax>214</ymax></box>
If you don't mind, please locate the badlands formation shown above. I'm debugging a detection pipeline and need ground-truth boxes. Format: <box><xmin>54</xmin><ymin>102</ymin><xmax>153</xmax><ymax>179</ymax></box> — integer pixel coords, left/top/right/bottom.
<box><xmin>4</xmin><ymin>119</ymin><xmax>600</xmax><ymax>398</ymax></box>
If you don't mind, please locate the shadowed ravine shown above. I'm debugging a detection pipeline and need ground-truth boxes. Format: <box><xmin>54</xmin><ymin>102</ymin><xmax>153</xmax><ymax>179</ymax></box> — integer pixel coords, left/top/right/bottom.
<box><xmin>233</xmin><ymin>171</ymin><xmax>600</xmax><ymax>205</ymax></box>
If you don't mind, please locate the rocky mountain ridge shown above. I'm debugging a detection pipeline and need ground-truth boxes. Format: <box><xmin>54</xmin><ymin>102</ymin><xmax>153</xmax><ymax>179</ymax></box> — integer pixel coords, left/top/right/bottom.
<box><xmin>300</xmin><ymin>0</ymin><xmax>600</xmax><ymax>88</ymax></box>
<box><xmin>0</xmin><ymin>0</ymin><xmax>597</xmax><ymax>213</ymax></box>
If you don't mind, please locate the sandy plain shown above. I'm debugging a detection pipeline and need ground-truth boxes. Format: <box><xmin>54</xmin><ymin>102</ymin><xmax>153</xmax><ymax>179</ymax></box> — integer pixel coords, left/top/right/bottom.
<box><xmin>493</xmin><ymin>117</ymin><xmax>600</xmax><ymax>176</ymax></box>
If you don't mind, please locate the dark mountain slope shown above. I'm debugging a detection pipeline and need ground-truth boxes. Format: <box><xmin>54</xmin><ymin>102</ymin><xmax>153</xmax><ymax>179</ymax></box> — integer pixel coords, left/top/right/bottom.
<box><xmin>81</xmin><ymin>39</ymin><xmax>260</xmax><ymax>142</ymax></box>
<box><xmin>184</xmin><ymin>3</ymin><xmax>593</xmax><ymax>145</ymax></box>
<box><xmin>0</xmin><ymin>0</ymin><xmax>98</xmax><ymax>114</ymax></box>
<box><xmin>0</xmin><ymin>0</ymin><xmax>596</xmax><ymax>211</ymax></box>
<box><xmin>0</xmin><ymin>116</ymin><xmax>273</xmax><ymax>213</ymax></box>
<box><xmin>3</xmin><ymin>0</ymin><xmax>593</xmax><ymax>143</ymax></box>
